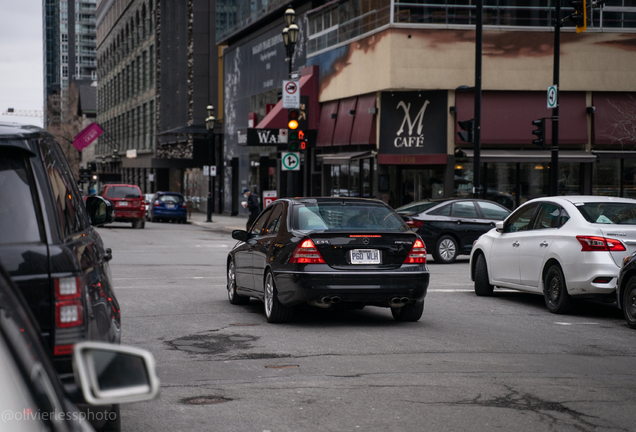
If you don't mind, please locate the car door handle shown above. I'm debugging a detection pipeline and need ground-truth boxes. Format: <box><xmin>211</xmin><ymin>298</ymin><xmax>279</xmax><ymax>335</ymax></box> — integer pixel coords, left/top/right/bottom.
<box><xmin>512</xmin><ymin>241</ymin><xmax>520</xmax><ymax>248</ymax></box>
<box><xmin>540</xmin><ymin>241</ymin><xmax>549</xmax><ymax>247</ymax></box>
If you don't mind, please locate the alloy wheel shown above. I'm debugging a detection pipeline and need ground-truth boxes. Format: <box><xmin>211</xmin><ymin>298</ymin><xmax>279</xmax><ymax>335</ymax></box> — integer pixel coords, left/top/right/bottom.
<box><xmin>264</xmin><ymin>273</ymin><xmax>274</xmax><ymax>317</ymax></box>
<box><xmin>227</xmin><ymin>262</ymin><xmax>236</xmax><ymax>301</ymax></box>
<box><xmin>548</xmin><ymin>274</ymin><xmax>561</xmax><ymax>306</ymax></box>
<box><xmin>438</xmin><ymin>238</ymin><xmax>456</xmax><ymax>261</ymax></box>
<box><xmin>627</xmin><ymin>288</ymin><xmax>636</xmax><ymax>324</ymax></box>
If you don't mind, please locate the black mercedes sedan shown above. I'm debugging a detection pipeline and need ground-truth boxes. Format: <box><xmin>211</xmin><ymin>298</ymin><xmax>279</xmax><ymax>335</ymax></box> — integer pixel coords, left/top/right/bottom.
<box><xmin>227</xmin><ymin>198</ymin><xmax>429</xmax><ymax>323</ymax></box>
<box><xmin>399</xmin><ymin>199</ymin><xmax>511</xmax><ymax>264</ymax></box>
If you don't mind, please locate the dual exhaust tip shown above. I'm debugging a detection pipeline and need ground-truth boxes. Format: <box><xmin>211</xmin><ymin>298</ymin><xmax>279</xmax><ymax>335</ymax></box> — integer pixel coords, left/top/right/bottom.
<box><xmin>390</xmin><ymin>297</ymin><xmax>410</xmax><ymax>307</ymax></box>
<box><xmin>320</xmin><ymin>296</ymin><xmax>341</xmax><ymax>304</ymax></box>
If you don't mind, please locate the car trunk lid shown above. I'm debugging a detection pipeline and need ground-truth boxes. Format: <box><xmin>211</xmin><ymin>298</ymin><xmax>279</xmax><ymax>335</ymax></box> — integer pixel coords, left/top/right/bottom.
<box><xmin>307</xmin><ymin>231</ymin><xmax>421</xmax><ymax>270</ymax></box>
<box><xmin>592</xmin><ymin>226</ymin><xmax>636</xmax><ymax>267</ymax></box>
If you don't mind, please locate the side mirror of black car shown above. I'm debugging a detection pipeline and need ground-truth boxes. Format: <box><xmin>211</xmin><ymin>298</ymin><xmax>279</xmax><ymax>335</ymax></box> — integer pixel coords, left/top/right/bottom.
<box><xmin>86</xmin><ymin>196</ymin><xmax>115</xmax><ymax>226</ymax></box>
<box><xmin>232</xmin><ymin>230</ymin><xmax>250</xmax><ymax>242</ymax></box>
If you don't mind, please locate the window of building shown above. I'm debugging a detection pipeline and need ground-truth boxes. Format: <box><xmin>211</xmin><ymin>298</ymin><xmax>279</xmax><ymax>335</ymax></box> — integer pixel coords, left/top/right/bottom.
<box><xmin>61</xmin><ymin>65</ymin><xmax>68</xmax><ymax>78</ymax></box>
<box><xmin>61</xmin><ymin>33</ymin><xmax>68</xmax><ymax>42</ymax></box>
<box><xmin>91</xmin><ymin>70</ymin><xmax>97</xmax><ymax>80</ymax></box>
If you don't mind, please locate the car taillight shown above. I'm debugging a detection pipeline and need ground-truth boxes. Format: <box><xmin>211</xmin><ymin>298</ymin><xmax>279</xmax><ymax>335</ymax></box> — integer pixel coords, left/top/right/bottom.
<box><xmin>154</xmin><ymin>200</ymin><xmax>161</xmax><ymax>207</ymax></box>
<box><xmin>54</xmin><ymin>277</ymin><xmax>83</xmax><ymax>355</ymax></box>
<box><xmin>576</xmin><ymin>235</ymin><xmax>626</xmax><ymax>252</ymax></box>
<box><xmin>404</xmin><ymin>239</ymin><xmax>427</xmax><ymax>264</ymax></box>
<box><xmin>181</xmin><ymin>203</ymin><xmax>187</xmax><ymax>209</ymax></box>
<box><xmin>290</xmin><ymin>239</ymin><xmax>326</xmax><ymax>264</ymax></box>
<box><xmin>405</xmin><ymin>220</ymin><xmax>424</xmax><ymax>229</ymax></box>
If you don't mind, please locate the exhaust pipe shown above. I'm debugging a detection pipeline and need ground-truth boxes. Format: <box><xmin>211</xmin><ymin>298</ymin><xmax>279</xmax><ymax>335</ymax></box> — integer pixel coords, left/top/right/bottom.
<box><xmin>321</xmin><ymin>296</ymin><xmax>332</xmax><ymax>304</ymax></box>
<box><xmin>331</xmin><ymin>296</ymin><xmax>341</xmax><ymax>304</ymax></box>
<box><xmin>400</xmin><ymin>297</ymin><xmax>410</xmax><ymax>304</ymax></box>
<box><xmin>389</xmin><ymin>297</ymin><xmax>406</xmax><ymax>308</ymax></box>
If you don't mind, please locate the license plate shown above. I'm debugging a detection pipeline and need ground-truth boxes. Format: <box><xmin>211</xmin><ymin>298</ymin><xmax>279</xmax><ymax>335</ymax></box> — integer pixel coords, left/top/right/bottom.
<box><xmin>167</xmin><ymin>204</ymin><xmax>176</xmax><ymax>209</ymax></box>
<box><xmin>120</xmin><ymin>201</ymin><xmax>129</xmax><ymax>206</ymax></box>
<box><xmin>350</xmin><ymin>249</ymin><xmax>380</xmax><ymax>264</ymax></box>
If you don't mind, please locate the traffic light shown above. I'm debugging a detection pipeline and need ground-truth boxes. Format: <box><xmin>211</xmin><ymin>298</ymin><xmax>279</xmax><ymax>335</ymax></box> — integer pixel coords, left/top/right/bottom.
<box><xmin>532</xmin><ymin>118</ymin><xmax>545</xmax><ymax>148</ymax></box>
<box><xmin>287</xmin><ymin>108</ymin><xmax>303</xmax><ymax>151</ymax></box>
<box><xmin>457</xmin><ymin>119</ymin><xmax>474</xmax><ymax>143</ymax></box>
<box><xmin>570</xmin><ymin>0</ymin><xmax>587</xmax><ymax>33</ymax></box>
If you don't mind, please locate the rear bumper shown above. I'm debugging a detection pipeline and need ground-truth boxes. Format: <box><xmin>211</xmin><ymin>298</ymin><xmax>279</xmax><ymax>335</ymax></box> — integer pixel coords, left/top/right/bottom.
<box><xmin>272</xmin><ymin>269</ymin><xmax>429</xmax><ymax>307</ymax></box>
<box><xmin>114</xmin><ymin>209</ymin><xmax>144</xmax><ymax>221</ymax></box>
<box><xmin>563</xmin><ymin>256</ymin><xmax>620</xmax><ymax>296</ymax></box>
<box><xmin>151</xmin><ymin>208</ymin><xmax>187</xmax><ymax>218</ymax></box>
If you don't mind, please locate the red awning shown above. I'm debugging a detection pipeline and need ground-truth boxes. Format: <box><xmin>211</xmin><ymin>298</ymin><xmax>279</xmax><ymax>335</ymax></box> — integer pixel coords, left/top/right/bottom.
<box><xmin>316</xmin><ymin>101</ymin><xmax>339</xmax><ymax>147</ymax></box>
<box><xmin>456</xmin><ymin>91</ymin><xmax>588</xmax><ymax>145</ymax></box>
<box><xmin>333</xmin><ymin>97</ymin><xmax>357</xmax><ymax>146</ymax></box>
<box><xmin>351</xmin><ymin>93</ymin><xmax>377</xmax><ymax>145</ymax></box>
<box><xmin>593</xmin><ymin>92</ymin><xmax>636</xmax><ymax>145</ymax></box>
<box><xmin>256</xmin><ymin>65</ymin><xmax>320</xmax><ymax>130</ymax></box>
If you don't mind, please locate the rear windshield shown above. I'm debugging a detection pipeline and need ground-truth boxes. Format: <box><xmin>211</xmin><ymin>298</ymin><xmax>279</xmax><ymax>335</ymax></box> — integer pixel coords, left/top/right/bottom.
<box><xmin>0</xmin><ymin>152</ymin><xmax>41</xmax><ymax>244</ymax></box>
<box><xmin>105</xmin><ymin>186</ymin><xmax>140</xmax><ymax>199</ymax></box>
<box><xmin>292</xmin><ymin>202</ymin><xmax>408</xmax><ymax>231</ymax></box>
<box><xmin>158</xmin><ymin>194</ymin><xmax>183</xmax><ymax>204</ymax></box>
<box><xmin>575</xmin><ymin>202</ymin><xmax>636</xmax><ymax>224</ymax></box>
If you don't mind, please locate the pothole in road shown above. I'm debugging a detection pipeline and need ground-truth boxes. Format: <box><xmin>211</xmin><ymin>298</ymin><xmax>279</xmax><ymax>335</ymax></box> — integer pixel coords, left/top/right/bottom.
<box><xmin>167</xmin><ymin>333</ymin><xmax>258</xmax><ymax>355</ymax></box>
<box><xmin>182</xmin><ymin>396</ymin><xmax>232</xmax><ymax>405</ymax></box>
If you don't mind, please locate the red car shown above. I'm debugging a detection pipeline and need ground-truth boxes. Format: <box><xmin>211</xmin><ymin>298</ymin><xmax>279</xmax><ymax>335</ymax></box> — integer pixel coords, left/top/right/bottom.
<box><xmin>100</xmin><ymin>184</ymin><xmax>146</xmax><ymax>228</ymax></box>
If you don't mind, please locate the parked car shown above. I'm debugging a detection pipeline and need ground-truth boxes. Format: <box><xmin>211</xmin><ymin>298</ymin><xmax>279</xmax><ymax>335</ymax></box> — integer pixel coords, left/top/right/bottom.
<box><xmin>616</xmin><ymin>252</ymin><xmax>636</xmax><ymax>329</ymax></box>
<box><xmin>148</xmin><ymin>191</ymin><xmax>188</xmax><ymax>223</ymax></box>
<box><xmin>227</xmin><ymin>198</ymin><xmax>429</xmax><ymax>323</ymax></box>
<box><xmin>0</xmin><ymin>122</ymin><xmax>123</xmax><ymax>430</ymax></box>
<box><xmin>0</xmin><ymin>260</ymin><xmax>159</xmax><ymax>432</ymax></box>
<box><xmin>100</xmin><ymin>183</ymin><xmax>146</xmax><ymax>228</ymax></box>
<box><xmin>395</xmin><ymin>199</ymin><xmax>441</xmax><ymax>215</ymax></box>
<box><xmin>399</xmin><ymin>199</ymin><xmax>511</xmax><ymax>263</ymax></box>
<box><xmin>470</xmin><ymin>196</ymin><xmax>636</xmax><ymax>314</ymax></box>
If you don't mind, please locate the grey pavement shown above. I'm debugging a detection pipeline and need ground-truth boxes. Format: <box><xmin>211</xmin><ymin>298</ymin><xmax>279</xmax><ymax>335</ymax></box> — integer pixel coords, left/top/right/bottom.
<box><xmin>187</xmin><ymin>210</ymin><xmax>247</xmax><ymax>234</ymax></box>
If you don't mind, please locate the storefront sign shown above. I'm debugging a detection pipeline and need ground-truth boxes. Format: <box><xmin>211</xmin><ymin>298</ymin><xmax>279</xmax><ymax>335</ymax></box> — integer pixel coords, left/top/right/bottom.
<box><xmin>379</xmin><ymin>91</ymin><xmax>447</xmax><ymax>160</ymax></box>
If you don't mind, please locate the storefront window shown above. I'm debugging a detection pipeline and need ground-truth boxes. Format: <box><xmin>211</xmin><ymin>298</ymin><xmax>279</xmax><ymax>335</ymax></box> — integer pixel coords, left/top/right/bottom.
<box><xmin>593</xmin><ymin>159</ymin><xmax>620</xmax><ymax>196</ymax></box>
<box><xmin>350</xmin><ymin>162</ymin><xmax>360</xmax><ymax>197</ymax></box>
<box><xmin>558</xmin><ymin>162</ymin><xmax>580</xmax><ymax>196</ymax></box>
<box><xmin>362</xmin><ymin>160</ymin><xmax>371</xmax><ymax>197</ymax></box>
<box><xmin>454</xmin><ymin>161</ymin><xmax>473</xmax><ymax>199</ymax></box>
<box><xmin>484</xmin><ymin>162</ymin><xmax>516</xmax><ymax>210</ymax></box>
<box><xmin>623</xmin><ymin>160</ymin><xmax>636</xmax><ymax>198</ymax></box>
<box><xmin>520</xmin><ymin>162</ymin><xmax>549</xmax><ymax>204</ymax></box>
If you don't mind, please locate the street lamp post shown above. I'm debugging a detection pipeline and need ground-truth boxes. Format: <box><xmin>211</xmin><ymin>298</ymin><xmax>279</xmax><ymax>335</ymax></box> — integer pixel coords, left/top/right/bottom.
<box><xmin>282</xmin><ymin>6</ymin><xmax>300</xmax><ymax>197</ymax></box>
<box><xmin>205</xmin><ymin>105</ymin><xmax>215</xmax><ymax>223</ymax></box>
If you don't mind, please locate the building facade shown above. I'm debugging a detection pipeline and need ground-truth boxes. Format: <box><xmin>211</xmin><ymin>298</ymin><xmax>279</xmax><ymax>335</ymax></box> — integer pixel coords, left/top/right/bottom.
<box><xmin>44</xmin><ymin>0</ymin><xmax>98</xmax><ymax>126</ymax></box>
<box><xmin>96</xmin><ymin>0</ymin><xmax>221</xmax><ymax>210</ymax></box>
<box><xmin>219</xmin><ymin>0</ymin><xmax>636</xmax><ymax>213</ymax></box>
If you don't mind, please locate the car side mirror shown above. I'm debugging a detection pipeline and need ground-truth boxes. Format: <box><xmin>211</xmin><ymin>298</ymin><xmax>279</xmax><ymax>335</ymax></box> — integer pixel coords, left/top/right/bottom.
<box><xmin>232</xmin><ymin>230</ymin><xmax>250</xmax><ymax>242</ymax></box>
<box><xmin>495</xmin><ymin>221</ymin><xmax>504</xmax><ymax>233</ymax></box>
<box><xmin>86</xmin><ymin>196</ymin><xmax>115</xmax><ymax>226</ymax></box>
<box><xmin>72</xmin><ymin>342</ymin><xmax>160</xmax><ymax>405</ymax></box>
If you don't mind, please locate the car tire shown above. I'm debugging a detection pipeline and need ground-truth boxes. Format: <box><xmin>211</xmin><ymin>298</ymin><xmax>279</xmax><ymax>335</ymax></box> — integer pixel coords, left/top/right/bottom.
<box><xmin>433</xmin><ymin>235</ymin><xmax>458</xmax><ymax>264</ymax></box>
<box><xmin>227</xmin><ymin>260</ymin><xmax>249</xmax><ymax>305</ymax></box>
<box><xmin>264</xmin><ymin>271</ymin><xmax>292</xmax><ymax>323</ymax></box>
<box><xmin>474</xmin><ymin>254</ymin><xmax>494</xmax><ymax>296</ymax></box>
<box><xmin>101</xmin><ymin>405</ymin><xmax>120</xmax><ymax>432</ymax></box>
<box><xmin>623</xmin><ymin>277</ymin><xmax>636</xmax><ymax>329</ymax></box>
<box><xmin>544</xmin><ymin>265</ymin><xmax>573</xmax><ymax>314</ymax></box>
<box><xmin>132</xmin><ymin>219</ymin><xmax>142</xmax><ymax>229</ymax></box>
<box><xmin>391</xmin><ymin>301</ymin><xmax>424</xmax><ymax>322</ymax></box>
<box><xmin>140</xmin><ymin>219</ymin><xmax>145</xmax><ymax>229</ymax></box>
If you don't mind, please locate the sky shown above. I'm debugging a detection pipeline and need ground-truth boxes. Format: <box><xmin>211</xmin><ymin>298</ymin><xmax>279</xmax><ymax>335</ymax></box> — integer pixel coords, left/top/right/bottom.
<box><xmin>0</xmin><ymin>0</ymin><xmax>44</xmax><ymax>127</ymax></box>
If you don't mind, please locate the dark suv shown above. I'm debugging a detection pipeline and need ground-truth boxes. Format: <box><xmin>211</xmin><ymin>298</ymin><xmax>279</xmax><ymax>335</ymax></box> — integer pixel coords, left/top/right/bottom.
<box><xmin>0</xmin><ymin>123</ymin><xmax>121</xmax><ymax>430</ymax></box>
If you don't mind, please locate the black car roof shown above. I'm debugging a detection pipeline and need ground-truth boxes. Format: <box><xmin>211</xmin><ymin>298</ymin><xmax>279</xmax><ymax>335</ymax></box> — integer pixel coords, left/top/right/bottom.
<box><xmin>0</xmin><ymin>123</ymin><xmax>48</xmax><ymax>155</ymax></box>
<box><xmin>287</xmin><ymin>197</ymin><xmax>387</xmax><ymax>205</ymax></box>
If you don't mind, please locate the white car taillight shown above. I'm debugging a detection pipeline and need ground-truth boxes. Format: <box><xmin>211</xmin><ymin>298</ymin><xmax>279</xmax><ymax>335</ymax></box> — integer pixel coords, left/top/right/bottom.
<box><xmin>576</xmin><ymin>235</ymin><xmax>626</xmax><ymax>252</ymax></box>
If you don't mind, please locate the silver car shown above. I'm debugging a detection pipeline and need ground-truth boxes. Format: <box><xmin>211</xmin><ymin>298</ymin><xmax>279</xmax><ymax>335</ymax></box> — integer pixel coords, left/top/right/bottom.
<box><xmin>470</xmin><ymin>196</ymin><xmax>636</xmax><ymax>314</ymax></box>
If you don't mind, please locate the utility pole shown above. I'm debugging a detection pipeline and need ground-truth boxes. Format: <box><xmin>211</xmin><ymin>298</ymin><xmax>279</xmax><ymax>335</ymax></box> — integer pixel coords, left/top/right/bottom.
<box><xmin>474</xmin><ymin>0</ymin><xmax>483</xmax><ymax>199</ymax></box>
<box><xmin>550</xmin><ymin>1</ymin><xmax>561</xmax><ymax>196</ymax></box>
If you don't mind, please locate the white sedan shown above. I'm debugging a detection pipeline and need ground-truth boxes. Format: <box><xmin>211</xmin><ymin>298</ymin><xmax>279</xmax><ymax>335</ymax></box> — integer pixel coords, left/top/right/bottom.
<box><xmin>470</xmin><ymin>196</ymin><xmax>636</xmax><ymax>314</ymax></box>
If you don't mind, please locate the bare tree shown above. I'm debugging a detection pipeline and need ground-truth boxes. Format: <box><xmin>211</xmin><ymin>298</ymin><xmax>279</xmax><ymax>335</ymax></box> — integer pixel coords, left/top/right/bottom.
<box><xmin>46</xmin><ymin>83</ymin><xmax>83</xmax><ymax>178</ymax></box>
<box><xmin>600</xmin><ymin>94</ymin><xmax>636</xmax><ymax>148</ymax></box>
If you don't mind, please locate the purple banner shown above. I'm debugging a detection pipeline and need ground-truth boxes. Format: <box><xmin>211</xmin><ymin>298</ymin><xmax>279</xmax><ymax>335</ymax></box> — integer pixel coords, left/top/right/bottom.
<box><xmin>73</xmin><ymin>123</ymin><xmax>103</xmax><ymax>151</ymax></box>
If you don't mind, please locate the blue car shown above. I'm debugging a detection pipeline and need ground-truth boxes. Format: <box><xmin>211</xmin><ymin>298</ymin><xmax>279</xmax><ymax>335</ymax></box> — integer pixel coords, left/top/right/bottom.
<box><xmin>149</xmin><ymin>192</ymin><xmax>187</xmax><ymax>223</ymax></box>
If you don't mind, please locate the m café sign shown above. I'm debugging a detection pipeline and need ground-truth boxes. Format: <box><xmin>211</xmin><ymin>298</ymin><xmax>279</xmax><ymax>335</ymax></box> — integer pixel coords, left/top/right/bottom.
<box><xmin>379</xmin><ymin>91</ymin><xmax>447</xmax><ymax>157</ymax></box>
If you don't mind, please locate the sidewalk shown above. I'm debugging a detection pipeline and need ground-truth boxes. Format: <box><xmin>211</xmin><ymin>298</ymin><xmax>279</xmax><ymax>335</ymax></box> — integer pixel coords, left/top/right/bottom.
<box><xmin>187</xmin><ymin>210</ymin><xmax>247</xmax><ymax>234</ymax></box>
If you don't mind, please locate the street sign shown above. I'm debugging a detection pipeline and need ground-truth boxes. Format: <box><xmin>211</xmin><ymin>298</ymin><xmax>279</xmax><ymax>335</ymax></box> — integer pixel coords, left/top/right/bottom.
<box><xmin>149</xmin><ymin>173</ymin><xmax>154</xmax><ymax>182</ymax></box>
<box><xmin>210</xmin><ymin>166</ymin><xmax>217</xmax><ymax>177</ymax></box>
<box><xmin>237</xmin><ymin>128</ymin><xmax>289</xmax><ymax>146</ymax></box>
<box><xmin>547</xmin><ymin>85</ymin><xmax>558</xmax><ymax>109</ymax></box>
<box><xmin>203</xmin><ymin>165</ymin><xmax>209</xmax><ymax>176</ymax></box>
<box><xmin>282</xmin><ymin>80</ymin><xmax>300</xmax><ymax>109</ymax></box>
<box><xmin>281</xmin><ymin>152</ymin><xmax>300</xmax><ymax>171</ymax></box>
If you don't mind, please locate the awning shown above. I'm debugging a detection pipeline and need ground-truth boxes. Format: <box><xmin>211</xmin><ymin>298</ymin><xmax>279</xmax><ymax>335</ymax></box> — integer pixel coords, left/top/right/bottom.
<box><xmin>157</xmin><ymin>124</ymin><xmax>208</xmax><ymax>136</ymax></box>
<box><xmin>592</xmin><ymin>150</ymin><xmax>636</xmax><ymax>159</ymax></box>
<box><xmin>351</xmin><ymin>93</ymin><xmax>377</xmax><ymax>145</ymax></box>
<box><xmin>316</xmin><ymin>100</ymin><xmax>339</xmax><ymax>147</ymax></box>
<box><xmin>317</xmin><ymin>151</ymin><xmax>375</xmax><ymax>164</ymax></box>
<box><xmin>333</xmin><ymin>97</ymin><xmax>357</xmax><ymax>146</ymax></box>
<box><xmin>461</xmin><ymin>149</ymin><xmax>597</xmax><ymax>163</ymax></box>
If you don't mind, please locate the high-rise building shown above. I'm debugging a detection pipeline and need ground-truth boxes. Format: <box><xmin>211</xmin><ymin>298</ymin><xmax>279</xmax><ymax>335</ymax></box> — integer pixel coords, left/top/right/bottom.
<box><xmin>43</xmin><ymin>0</ymin><xmax>97</xmax><ymax>126</ymax></box>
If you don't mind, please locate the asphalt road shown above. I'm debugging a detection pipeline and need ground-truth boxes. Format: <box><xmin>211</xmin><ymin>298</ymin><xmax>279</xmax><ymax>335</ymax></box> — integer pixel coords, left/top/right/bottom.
<box><xmin>97</xmin><ymin>220</ymin><xmax>636</xmax><ymax>432</ymax></box>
